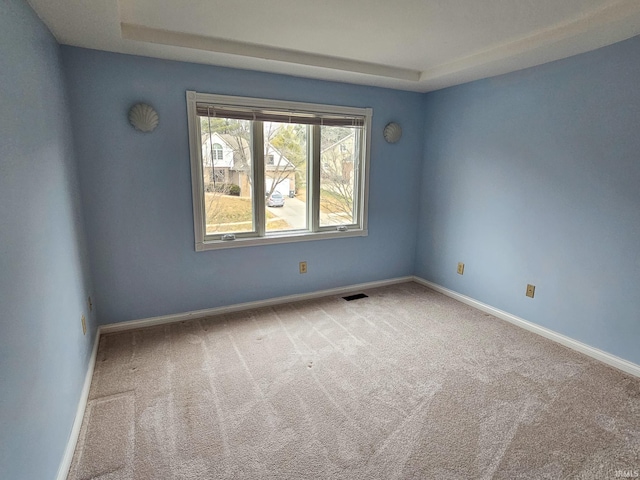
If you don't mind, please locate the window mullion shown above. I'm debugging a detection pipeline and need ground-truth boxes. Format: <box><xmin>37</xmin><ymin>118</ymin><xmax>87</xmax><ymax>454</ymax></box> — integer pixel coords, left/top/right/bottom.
<box><xmin>354</xmin><ymin>127</ymin><xmax>363</xmax><ymax>227</ymax></box>
<box><xmin>252</xmin><ymin>121</ymin><xmax>266</xmax><ymax>237</ymax></box>
<box><xmin>310</xmin><ymin>125</ymin><xmax>321</xmax><ymax>232</ymax></box>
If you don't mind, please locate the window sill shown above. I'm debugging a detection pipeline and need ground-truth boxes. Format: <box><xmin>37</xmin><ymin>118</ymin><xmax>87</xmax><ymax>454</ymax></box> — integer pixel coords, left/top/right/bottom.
<box><xmin>195</xmin><ymin>228</ymin><xmax>368</xmax><ymax>251</ymax></box>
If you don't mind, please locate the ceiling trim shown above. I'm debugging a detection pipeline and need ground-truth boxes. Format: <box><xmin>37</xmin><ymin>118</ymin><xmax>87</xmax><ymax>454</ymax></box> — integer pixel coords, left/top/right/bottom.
<box><xmin>120</xmin><ymin>23</ymin><xmax>421</xmax><ymax>82</ymax></box>
<box><xmin>420</xmin><ymin>0</ymin><xmax>640</xmax><ymax>81</ymax></box>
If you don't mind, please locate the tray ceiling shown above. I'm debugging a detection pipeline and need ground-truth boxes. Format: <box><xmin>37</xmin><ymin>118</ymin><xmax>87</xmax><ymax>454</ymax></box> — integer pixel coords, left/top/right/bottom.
<box><xmin>28</xmin><ymin>0</ymin><xmax>640</xmax><ymax>92</ymax></box>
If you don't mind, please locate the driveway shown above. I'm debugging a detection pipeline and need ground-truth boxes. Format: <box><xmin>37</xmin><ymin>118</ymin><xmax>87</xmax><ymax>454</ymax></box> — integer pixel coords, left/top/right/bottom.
<box><xmin>268</xmin><ymin>196</ymin><xmax>340</xmax><ymax>229</ymax></box>
<box><xmin>268</xmin><ymin>196</ymin><xmax>307</xmax><ymax>229</ymax></box>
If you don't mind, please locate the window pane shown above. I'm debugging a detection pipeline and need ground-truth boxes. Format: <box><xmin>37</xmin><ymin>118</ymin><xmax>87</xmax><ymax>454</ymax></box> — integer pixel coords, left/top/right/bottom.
<box><xmin>319</xmin><ymin>125</ymin><xmax>359</xmax><ymax>226</ymax></box>
<box><xmin>200</xmin><ymin>116</ymin><xmax>254</xmax><ymax>235</ymax></box>
<box><xmin>264</xmin><ymin>122</ymin><xmax>308</xmax><ymax>232</ymax></box>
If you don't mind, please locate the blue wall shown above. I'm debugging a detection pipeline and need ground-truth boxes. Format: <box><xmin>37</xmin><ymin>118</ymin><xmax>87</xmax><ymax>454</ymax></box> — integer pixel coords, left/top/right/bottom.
<box><xmin>61</xmin><ymin>47</ymin><xmax>425</xmax><ymax>325</ymax></box>
<box><xmin>416</xmin><ymin>36</ymin><xmax>640</xmax><ymax>365</ymax></box>
<box><xmin>0</xmin><ymin>1</ymin><xmax>96</xmax><ymax>479</ymax></box>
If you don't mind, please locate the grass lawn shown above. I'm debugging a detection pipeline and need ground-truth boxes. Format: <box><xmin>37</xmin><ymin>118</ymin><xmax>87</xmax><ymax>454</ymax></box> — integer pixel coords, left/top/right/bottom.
<box><xmin>205</xmin><ymin>193</ymin><xmax>290</xmax><ymax>233</ymax></box>
<box><xmin>295</xmin><ymin>187</ymin><xmax>307</xmax><ymax>201</ymax></box>
<box><xmin>295</xmin><ymin>186</ymin><xmax>351</xmax><ymax>216</ymax></box>
<box><xmin>205</xmin><ymin>193</ymin><xmax>252</xmax><ymax>223</ymax></box>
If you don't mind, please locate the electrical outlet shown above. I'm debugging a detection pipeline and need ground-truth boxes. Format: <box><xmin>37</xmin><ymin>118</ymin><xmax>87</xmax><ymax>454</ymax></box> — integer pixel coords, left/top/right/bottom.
<box><xmin>526</xmin><ymin>284</ymin><xmax>535</xmax><ymax>298</ymax></box>
<box><xmin>88</xmin><ymin>296</ymin><xmax>93</xmax><ymax>312</ymax></box>
<box><xmin>457</xmin><ymin>262</ymin><xmax>465</xmax><ymax>275</ymax></box>
<box><xmin>81</xmin><ymin>315</ymin><xmax>87</xmax><ymax>335</ymax></box>
<box><xmin>299</xmin><ymin>261</ymin><xmax>307</xmax><ymax>274</ymax></box>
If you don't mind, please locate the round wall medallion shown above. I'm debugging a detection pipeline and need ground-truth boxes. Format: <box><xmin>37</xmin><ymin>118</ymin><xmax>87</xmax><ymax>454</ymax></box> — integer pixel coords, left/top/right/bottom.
<box><xmin>383</xmin><ymin>122</ymin><xmax>402</xmax><ymax>143</ymax></box>
<box><xmin>128</xmin><ymin>103</ymin><xmax>159</xmax><ymax>133</ymax></box>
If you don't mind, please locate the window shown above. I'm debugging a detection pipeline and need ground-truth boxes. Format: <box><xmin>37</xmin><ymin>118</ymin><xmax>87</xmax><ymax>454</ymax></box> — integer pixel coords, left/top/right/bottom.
<box><xmin>186</xmin><ymin>91</ymin><xmax>371</xmax><ymax>250</ymax></box>
<box><xmin>212</xmin><ymin>143</ymin><xmax>224</xmax><ymax>161</ymax></box>
<box><xmin>214</xmin><ymin>169</ymin><xmax>225</xmax><ymax>183</ymax></box>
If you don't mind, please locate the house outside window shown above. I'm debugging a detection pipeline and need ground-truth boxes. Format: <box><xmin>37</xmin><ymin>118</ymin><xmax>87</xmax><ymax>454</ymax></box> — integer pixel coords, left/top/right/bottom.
<box><xmin>186</xmin><ymin>91</ymin><xmax>372</xmax><ymax>250</ymax></box>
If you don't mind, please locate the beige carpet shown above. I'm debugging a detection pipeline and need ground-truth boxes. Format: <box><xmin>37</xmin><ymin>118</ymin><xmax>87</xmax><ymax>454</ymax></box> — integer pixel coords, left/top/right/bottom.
<box><xmin>67</xmin><ymin>282</ymin><xmax>640</xmax><ymax>479</ymax></box>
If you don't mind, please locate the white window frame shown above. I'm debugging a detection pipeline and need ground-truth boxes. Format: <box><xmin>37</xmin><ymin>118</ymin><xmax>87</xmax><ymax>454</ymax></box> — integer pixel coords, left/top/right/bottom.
<box><xmin>212</xmin><ymin>143</ymin><xmax>224</xmax><ymax>161</ymax></box>
<box><xmin>186</xmin><ymin>90</ymin><xmax>372</xmax><ymax>251</ymax></box>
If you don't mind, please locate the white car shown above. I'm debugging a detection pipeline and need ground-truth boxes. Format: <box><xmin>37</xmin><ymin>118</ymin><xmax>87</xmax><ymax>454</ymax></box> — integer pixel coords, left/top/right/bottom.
<box><xmin>267</xmin><ymin>192</ymin><xmax>285</xmax><ymax>207</ymax></box>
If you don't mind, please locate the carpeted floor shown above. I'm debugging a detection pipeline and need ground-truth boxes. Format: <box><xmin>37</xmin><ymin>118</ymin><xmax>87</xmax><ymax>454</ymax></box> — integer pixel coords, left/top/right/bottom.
<box><xmin>67</xmin><ymin>282</ymin><xmax>640</xmax><ymax>479</ymax></box>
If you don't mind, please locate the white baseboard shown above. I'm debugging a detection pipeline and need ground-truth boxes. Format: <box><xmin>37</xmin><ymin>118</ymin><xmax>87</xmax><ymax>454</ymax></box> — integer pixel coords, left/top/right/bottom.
<box><xmin>100</xmin><ymin>276</ymin><xmax>415</xmax><ymax>334</ymax></box>
<box><xmin>413</xmin><ymin>276</ymin><xmax>640</xmax><ymax>378</ymax></box>
<box><xmin>56</xmin><ymin>328</ymin><xmax>101</xmax><ymax>480</ymax></box>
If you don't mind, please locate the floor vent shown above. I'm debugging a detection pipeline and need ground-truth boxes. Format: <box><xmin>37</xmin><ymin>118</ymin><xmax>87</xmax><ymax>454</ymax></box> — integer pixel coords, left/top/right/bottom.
<box><xmin>342</xmin><ymin>293</ymin><xmax>368</xmax><ymax>301</ymax></box>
